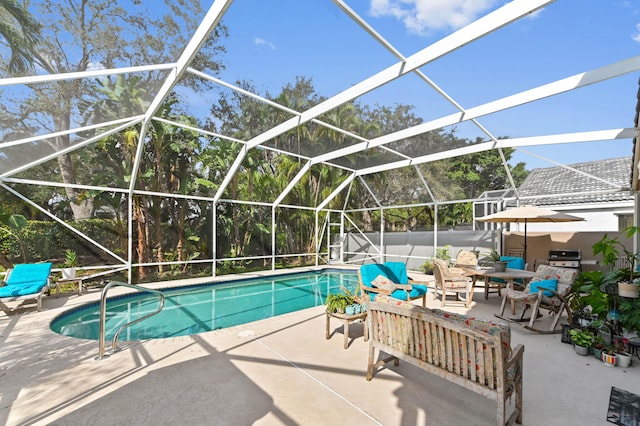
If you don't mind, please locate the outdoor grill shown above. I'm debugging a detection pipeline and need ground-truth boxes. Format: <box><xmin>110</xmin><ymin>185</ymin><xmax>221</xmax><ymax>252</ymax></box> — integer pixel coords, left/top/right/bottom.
<box><xmin>548</xmin><ymin>249</ymin><xmax>581</xmax><ymax>269</ymax></box>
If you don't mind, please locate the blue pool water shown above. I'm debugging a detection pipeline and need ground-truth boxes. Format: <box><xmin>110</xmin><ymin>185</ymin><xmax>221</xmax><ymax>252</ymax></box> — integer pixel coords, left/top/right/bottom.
<box><xmin>50</xmin><ymin>270</ymin><xmax>358</xmax><ymax>341</ymax></box>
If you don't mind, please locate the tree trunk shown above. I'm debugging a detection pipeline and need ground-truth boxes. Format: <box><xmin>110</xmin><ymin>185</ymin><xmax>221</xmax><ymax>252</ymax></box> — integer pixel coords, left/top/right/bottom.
<box><xmin>153</xmin><ymin>202</ymin><xmax>164</xmax><ymax>274</ymax></box>
<box><xmin>52</xmin><ymin>95</ymin><xmax>93</xmax><ymax>220</ymax></box>
<box><xmin>0</xmin><ymin>253</ymin><xmax>13</xmax><ymax>270</ymax></box>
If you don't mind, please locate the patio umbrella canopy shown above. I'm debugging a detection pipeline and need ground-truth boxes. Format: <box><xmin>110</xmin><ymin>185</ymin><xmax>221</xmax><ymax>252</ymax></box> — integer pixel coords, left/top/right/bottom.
<box><xmin>476</xmin><ymin>205</ymin><xmax>585</xmax><ymax>265</ymax></box>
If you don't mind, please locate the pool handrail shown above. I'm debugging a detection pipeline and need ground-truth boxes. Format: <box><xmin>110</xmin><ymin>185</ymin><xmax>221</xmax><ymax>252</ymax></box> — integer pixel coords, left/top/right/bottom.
<box><xmin>96</xmin><ymin>280</ymin><xmax>165</xmax><ymax>360</ymax></box>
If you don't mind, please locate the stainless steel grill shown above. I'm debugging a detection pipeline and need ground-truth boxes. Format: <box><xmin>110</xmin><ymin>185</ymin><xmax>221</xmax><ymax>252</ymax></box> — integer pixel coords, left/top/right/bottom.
<box><xmin>548</xmin><ymin>249</ymin><xmax>581</xmax><ymax>269</ymax></box>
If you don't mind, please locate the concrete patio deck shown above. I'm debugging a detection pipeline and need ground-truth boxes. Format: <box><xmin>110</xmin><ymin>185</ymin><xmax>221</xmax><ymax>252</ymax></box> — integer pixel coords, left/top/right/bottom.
<box><xmin>1</xmin><ymin>268</ymin><xmax>639</xmax><ymax>425</ymax></box>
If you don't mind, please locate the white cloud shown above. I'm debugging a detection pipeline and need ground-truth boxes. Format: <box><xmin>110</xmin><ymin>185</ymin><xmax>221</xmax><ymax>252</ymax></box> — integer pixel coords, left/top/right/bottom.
<box><xmin>370</xmin><ymin>0</ymin><xmax>499</xmax><ymax>35</ymax></box>
<box><xmin>633</xmin><ymin>22</ymin><xmax>640</xmax><ymax>43</ymax></box>
<box><xmin>254</xmin><ymin>37</ymin><xmax>276</xmax><ymax>50</ymax></box>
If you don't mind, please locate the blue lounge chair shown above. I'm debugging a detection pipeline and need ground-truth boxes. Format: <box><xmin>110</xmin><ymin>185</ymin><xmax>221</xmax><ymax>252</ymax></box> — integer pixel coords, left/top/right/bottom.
<box><xmin>358</xmin><ymin>262</ymin><xmax>428</xmax><ymax>306</ymax></box>
<box><xmin>0</xmin><ymin>262</ymin><xmax>53</xmax><ymax>312</ymax></box>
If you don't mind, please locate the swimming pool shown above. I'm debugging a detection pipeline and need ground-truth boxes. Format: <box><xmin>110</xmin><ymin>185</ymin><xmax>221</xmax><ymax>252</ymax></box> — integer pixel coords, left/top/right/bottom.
<box><xmin>50</xmin><ymin>269</ymin><xmax>359</xmax><ymax>341</ymax></box>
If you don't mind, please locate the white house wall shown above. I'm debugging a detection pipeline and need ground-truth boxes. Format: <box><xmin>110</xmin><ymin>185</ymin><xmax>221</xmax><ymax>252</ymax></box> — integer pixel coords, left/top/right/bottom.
<box><xmin>517</xmin><ymin>202</ymin><xmax>633</xmax><ymax>232</ymax></box>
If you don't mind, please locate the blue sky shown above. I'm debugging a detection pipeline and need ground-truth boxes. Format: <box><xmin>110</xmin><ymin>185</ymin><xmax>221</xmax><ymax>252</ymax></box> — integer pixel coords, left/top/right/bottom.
<box><xmin>207</xmin><ymin>0</ymin><xmax>640</xmax><ymax>171</ymax></box>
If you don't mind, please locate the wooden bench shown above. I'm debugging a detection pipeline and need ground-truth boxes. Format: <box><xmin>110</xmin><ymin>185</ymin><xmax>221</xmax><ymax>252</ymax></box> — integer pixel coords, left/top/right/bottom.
<box><xmin>366</xmin><ymin>295</ymin><xmax>525</xmax><ymax>426</ymax></box>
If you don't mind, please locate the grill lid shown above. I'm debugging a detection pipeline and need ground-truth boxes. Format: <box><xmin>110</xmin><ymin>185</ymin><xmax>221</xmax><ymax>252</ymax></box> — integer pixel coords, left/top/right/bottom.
<box><xmin>549</xmin><ymin>249</ymin><xmax>581</xmax><ymax>260</ymax></box>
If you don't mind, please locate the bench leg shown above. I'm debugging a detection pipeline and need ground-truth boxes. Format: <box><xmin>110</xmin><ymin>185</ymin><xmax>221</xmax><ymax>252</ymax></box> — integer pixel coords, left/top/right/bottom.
<box><xmin>366</xmin><ymin>345</ymin><xmax>375</xmax><ymax>380</ymax></box>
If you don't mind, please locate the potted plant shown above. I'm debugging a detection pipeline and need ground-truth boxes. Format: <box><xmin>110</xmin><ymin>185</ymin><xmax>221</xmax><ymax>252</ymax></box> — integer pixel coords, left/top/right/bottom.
<box><xmin>422</xmin><ymin>245</ymin><xmax>452</xmax><ymax>274</ymax></box>
<box><xmin>325</xmin><ymin>287</ymin><xmax>356</xmax><ymax>314</ymax></box>
<box><xmin>569</xmin><ymin>329</ymin><xmax>594</xmax><ymax>356</ymax></box>
<box><xmin>619</xmin><ymin>298</ymin><xmax>640</xmax><ymax>339</ymax></box>
<box><xmin>591</xmin><ymin>334</ymin><xmax>606</xmax><ymax>361</ymax></box>
<box><xmin>485</xmin><ymin>248</ymin><xmax>508</xmax><ymax>272</ymax></box>
<box><xmin>571</xmin><ymin>271</ymin><xmax>611</xmax><ymax>322</ymax></box>
<box><xmin>592</xmin><ymin>226</ymin><xmax>640</xmax><ymax>298</ymax></box>
<box><xmin>613</xmin><ymin>339</ymin><xmax>633</xmax><ymax>368</ymax></box>
<box><xmin>572</xmin><ymin>306</ymin><xmax>594</xmax><ymax>328</ymax></box>
<box><xmin>61</xmin><ymin>249</ymin><xmax>78</xmax><ymax>279</ymax></box>
<box><xmin>602</xmin><ymin>346</ymin><xmax>617</xmax><ymax>367</ymax></box>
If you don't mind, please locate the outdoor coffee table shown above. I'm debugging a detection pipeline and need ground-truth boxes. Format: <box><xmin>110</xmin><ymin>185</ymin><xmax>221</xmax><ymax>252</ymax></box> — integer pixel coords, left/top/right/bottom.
<box><xmin>325</xmin><ymin>310</ymin><xmax>368</xmax><ymax>349</ymax></box>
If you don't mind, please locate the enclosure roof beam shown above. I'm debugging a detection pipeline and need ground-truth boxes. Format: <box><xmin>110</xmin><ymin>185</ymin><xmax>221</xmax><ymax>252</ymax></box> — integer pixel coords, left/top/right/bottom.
<box><xmin>316</xmin><ymin>173</ymin><xmax>357</xmax><ymax>212</ymax></box>
<box><xmin>0</xmin><ymin>64</ymin><xmax>175</xmax><ymax>88</ymax></box>
<box><xmin>273</xmin><ymin>161</ymin><xmax>312</xmax><ymax>207</ymax></box>
<box><xmin>1</xmin><ymin>118</ymin><xmax>144</xmax><ymax>179</ymax></box>
<box><xmin>312</xmin><ymin>56</ymin><xmax>640</xmax><ymax>166</ymax></box>
<box><xmin>353</xmin><ymin>128</ymin><xmax>636</xmax><ymax>177</ymax></box>
<box><xmin>238</xmin><ymin>0</ymin><xmax>553</xmax><ymax>152</ymax></box>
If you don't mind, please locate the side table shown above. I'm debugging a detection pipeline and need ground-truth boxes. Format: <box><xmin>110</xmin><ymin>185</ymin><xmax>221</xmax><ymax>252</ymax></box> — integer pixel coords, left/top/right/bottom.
<box><xmin>56</xmin><ymin>276</ymin><xmax>85</xmax><ymax>295</ymax></box>
<box><xmin>325</xmin><ymin>310</ymin><xmax>368</xmax><ymax>349</ymax></box>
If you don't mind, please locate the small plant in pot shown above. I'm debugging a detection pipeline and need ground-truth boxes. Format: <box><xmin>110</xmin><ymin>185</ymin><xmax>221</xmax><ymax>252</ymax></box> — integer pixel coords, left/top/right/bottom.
<box><xmin>61</xmin><ymin>249</ymin><xmax>78</xmax><ymax>279</ymax></box>
<box><xmin>591</xmin><ymin>334</ymin><xmax>606</xmax><ymax>361</ymax></box>
<box><xmin>613</xmin><ymin>339</ymin><xmax>633</xmax><ymax>368</ymax></box>
<box><xmin>485</xmin><ymin>248</ymin><xmax>508</xmax><ymax>272</ymax></box>
<box><xmin>569</xmin><ymin>329</ymin><xmax>594</xmax><ymax>356</ymax></box>
<box><xmin>619</xmin><ymin>298</ymin><xmax>640</xmax><ymax>339</ymax></box>
<box><xmin>325</xmin><ymin>287</ymin><xmax>356</xmax><ymax>314</ymax></box>
<box><xmin>592</xmin><ymin>226</ymin><xmax>640</xmax><ymax>298</ymax></box>
<box><xmin>572</xmin><ymin>306</ymin><xmax>594</xmax><ymax>328</ymax></box>
<box><xmin>602</xmin><ymin>346</ymin><xmax>617</xmax><ymax>367</ymax></box>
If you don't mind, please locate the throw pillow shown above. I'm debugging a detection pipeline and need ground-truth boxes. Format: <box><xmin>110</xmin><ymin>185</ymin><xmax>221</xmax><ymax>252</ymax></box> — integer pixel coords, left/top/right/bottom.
<box><xmin>371</xmin><ymin>274</ymin><xmax>396</xmax><ymax>291</ymax></box>
<box><xmin>529</xmin><ymin>278</ymin><xmax>558</xmax><ymax>297</ymax></box>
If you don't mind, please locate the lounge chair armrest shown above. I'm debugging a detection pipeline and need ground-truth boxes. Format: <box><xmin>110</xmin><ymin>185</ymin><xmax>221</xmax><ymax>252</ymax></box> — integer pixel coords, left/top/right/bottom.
<box><xmin>393</xmin><ymin>283</ymin><xmax>413</xmax><ymax>291</ymax></box>
<box><xmin>361</xmin><ymin>284</ymin><xmax>392</xmax><ymax>295</ymax></box>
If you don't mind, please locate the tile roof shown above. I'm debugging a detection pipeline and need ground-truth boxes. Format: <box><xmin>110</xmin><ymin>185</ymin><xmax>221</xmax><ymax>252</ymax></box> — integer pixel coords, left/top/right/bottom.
<box><xmin>512</xmin><ymin>156</ymin><xmax>633</xmax><ymax>206</ymax></box>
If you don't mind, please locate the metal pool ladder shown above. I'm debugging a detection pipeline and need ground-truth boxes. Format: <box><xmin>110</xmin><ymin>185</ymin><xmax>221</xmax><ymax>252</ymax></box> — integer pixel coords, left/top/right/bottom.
<box><xmin>96</xmin><ymin>281</ymin><xmax>166</xmax><ymax>360</ymax></box>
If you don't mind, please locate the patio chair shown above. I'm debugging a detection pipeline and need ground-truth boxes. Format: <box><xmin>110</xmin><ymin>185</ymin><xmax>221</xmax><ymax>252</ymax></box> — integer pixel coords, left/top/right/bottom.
<box><xmin>453</xmin><ymin>250</ymin><xmax>478</xmax><ymax>269</ymax></box>
<box><xmin>497</xmin><ymin>264</ymin><xmax>579</xmax><ymax>333</ymax></box>
<box><xmin>0</xmin><ymin>262</ymin><xmax>53</xmax><ymax>312</ymax></box>
<box><xmin>485</xmin><ymin>256</ymin><xmax>526</xmax><ymax>299</ymax></box>
<box><xmin>432</xmin><ymin>258</ymin><xmax>474</xmax><ymax>307</ymax></box>
<box><xmin>358</xmin><ymin>262</ymin><xmax>428</xmax><ymax>306</ymax></box>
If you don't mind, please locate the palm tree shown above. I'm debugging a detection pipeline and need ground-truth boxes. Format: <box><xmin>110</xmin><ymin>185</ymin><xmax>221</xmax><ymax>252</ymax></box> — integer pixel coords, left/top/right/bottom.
<box><xmin>0</xmin><ymin>0</ymin><xmax>42</xmax><ymax>75</ymax></box>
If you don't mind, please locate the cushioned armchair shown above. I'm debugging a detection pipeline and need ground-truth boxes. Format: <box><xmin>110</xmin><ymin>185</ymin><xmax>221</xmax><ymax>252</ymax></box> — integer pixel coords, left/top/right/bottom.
<box><xmin>453</xmin><ymin>250</ymin><xmax>478</xmax><ymax>269</ymax></box>
<box><xmin>358</xmin><ymin>262</ymin><xmax>428</xmax><ymax>306</ymax></box>
<box><xmin>497</xmin><ymin>264</ymin><xmax>578</xmax><ymax>333</ymax></box>
<box><xmin>432</xmin><ymin>258</ymin><xmax>474</xmax><ymax>307</ymax></box>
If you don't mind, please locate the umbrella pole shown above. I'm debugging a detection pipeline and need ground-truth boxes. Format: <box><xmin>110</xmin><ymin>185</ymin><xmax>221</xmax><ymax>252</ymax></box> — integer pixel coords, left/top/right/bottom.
<box><xmin>523</xmin><ymin>220</ymin><xmax>527</xmax><ymax>267</ymax></box>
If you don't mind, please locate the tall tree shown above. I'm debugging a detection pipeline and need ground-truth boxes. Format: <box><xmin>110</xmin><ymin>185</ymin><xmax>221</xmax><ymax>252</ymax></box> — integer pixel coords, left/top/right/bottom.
<box><xmin>0</xmin><ymin>0</ymin><xmax>42</xmax><ymax>76</ymax></box>
<box><xmin>0</xmin><ymin>0</ymin><xmax>227</xmax><ymax>220</ymax></box>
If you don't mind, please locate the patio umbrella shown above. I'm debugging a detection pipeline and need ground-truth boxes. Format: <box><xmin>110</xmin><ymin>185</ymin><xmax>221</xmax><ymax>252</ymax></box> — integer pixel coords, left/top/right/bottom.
<box><xmin>476</xmin><ymin>205</ymin><xmax>585</xmax><ymax>264</ymax></box>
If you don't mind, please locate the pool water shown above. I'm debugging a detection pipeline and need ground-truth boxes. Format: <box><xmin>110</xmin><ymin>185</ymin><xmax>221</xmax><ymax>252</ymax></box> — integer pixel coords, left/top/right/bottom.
<box><xmin>50</xmin><ymin>270</ymin><xmax>358</xmax><ymax>341</ymax></box>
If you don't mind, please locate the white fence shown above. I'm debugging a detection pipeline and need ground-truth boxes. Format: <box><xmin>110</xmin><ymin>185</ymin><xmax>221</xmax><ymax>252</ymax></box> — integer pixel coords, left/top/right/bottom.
<box><xmin>343</xmin><ymin>229</ymin><xmax>500</xmax><ymax>271</ymax></box>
